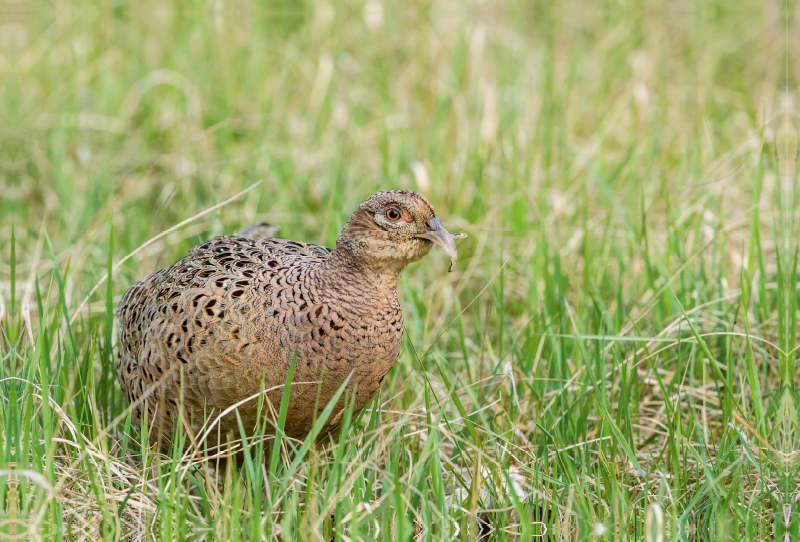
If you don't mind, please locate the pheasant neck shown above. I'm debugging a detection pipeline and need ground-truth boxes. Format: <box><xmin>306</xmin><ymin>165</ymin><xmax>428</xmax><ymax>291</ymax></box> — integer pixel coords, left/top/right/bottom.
<box><xmin>319</xmin><ymin>249</ymin><xmax>401</xmax><ymax>298</ymax></box>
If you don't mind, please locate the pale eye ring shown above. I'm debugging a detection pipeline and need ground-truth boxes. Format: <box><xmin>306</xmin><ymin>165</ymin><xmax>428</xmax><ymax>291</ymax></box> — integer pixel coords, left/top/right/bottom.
<box><xmin>385</xmin><ymin>207</ymin><xmax>401</xmax><ymax>221</ymax></box>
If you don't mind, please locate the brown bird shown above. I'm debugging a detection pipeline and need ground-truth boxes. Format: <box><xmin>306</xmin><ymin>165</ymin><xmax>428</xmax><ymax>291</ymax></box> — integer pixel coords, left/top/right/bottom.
<box><xmin>116</xmin><ymin>190</ymin><xmax>464</xmax><ymax>451</ymax></box>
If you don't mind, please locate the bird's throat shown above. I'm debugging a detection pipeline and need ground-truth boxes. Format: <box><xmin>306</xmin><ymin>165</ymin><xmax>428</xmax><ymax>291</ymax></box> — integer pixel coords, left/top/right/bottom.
<box><xmin>319</xmin><ymin>250</ymin><xmax>401</xmax><ymax>305</ymax></box>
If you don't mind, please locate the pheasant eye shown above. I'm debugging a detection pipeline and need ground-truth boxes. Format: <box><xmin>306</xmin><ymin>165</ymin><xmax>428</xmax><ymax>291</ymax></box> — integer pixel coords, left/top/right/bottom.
<box><xmin>385</xmin><ymin>207</ymin><xmax>401</xmax><ymax>221</ymax></box>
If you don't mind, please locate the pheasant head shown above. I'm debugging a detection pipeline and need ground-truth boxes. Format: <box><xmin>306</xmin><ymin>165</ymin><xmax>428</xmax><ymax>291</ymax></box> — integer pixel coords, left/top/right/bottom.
<box><xmin>333</xmin><ymin>190</ymin><xmax>465</xmax><ymax>274</ymax></box>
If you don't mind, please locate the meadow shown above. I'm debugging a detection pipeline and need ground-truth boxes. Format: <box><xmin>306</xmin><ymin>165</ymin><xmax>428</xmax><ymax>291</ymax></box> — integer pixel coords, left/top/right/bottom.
<box><xmin>1</xmin><ymin>0</ymin><xmax>797</xmax><ymax>539</ymax></box>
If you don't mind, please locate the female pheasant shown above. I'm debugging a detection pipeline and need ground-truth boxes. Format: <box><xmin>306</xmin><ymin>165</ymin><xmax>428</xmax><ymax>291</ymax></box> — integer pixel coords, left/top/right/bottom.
<box><xmin>116</xmin><ymin>190</ymin><xmax>462</xmax><ymax>450</ymax></box>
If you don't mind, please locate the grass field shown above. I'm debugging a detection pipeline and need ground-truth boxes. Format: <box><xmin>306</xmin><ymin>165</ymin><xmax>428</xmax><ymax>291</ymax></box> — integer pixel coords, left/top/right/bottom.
<box><xmin>1</xmin><ymin>0</ymin><xmax>798</xmax><ymax>539</ymax></box>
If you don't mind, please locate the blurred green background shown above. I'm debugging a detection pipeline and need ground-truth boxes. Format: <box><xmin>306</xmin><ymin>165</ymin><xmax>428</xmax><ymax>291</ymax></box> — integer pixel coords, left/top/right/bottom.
<box><xmin>1</xmin><ymin>0</ymin><xmax>798</xmax><ymax>539</ymax></box>
<box><xmin>4</xmin><ymin>0</ymin><xmax>783</xmax><ymax>247</ymax></box>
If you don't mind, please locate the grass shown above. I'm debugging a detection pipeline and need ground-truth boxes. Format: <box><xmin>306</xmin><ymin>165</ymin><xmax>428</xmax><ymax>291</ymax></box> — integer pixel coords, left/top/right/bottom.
<box><xmin>1</xmin><ymin>0</ymin><xmax>798</xmax><ymax>539</ymax></box>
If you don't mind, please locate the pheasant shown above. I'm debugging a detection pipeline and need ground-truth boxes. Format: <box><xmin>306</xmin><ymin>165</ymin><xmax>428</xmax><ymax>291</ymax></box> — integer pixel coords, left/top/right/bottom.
<box><xmin>116</xmin><ymin>190</ymin><xmax>463</xmax><ymax>450</ymax></box>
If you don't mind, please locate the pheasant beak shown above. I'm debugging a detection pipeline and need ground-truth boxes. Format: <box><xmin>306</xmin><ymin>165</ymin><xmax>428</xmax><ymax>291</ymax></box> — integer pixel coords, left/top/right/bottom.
<box><xmin>415</xmin><ymin>217</ymin><xmax>467</xmax><ymax>272</ymax></box>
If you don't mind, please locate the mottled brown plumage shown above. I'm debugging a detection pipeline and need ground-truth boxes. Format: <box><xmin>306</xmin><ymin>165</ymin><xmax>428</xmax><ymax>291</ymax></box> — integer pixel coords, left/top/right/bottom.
<box><xmin>116</xmin><ymin>190</ymin><xmax>462</xmax><ymax>450</ymax></box>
